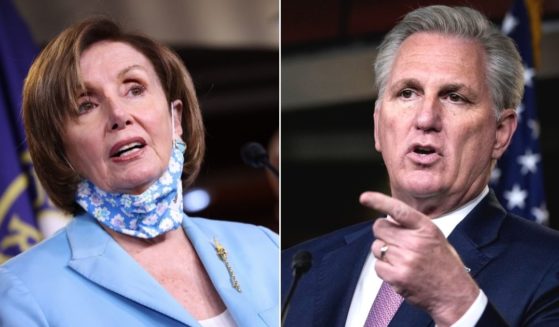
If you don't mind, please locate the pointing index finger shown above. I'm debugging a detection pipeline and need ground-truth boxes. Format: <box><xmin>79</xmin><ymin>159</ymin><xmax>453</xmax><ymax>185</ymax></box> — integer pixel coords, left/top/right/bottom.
<box><xmin>359</xmin><ymin>192</ymin><xmax>423</xmax><ymax>229</ymax></box>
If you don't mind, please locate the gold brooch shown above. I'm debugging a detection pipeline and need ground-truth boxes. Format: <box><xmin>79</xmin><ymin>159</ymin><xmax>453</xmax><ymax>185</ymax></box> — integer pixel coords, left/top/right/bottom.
<box><xmin>213</xmin><ymin>237</ymin><xmax>241</xmax><ymax>292</ymax></box>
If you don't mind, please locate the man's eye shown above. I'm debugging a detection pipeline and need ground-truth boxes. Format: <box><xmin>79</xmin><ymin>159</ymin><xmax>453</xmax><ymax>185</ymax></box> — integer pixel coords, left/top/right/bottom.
<box><xmin>400</xmin><ymin>89</ymin><xmax>415</xmax><ymax>99</ymax></box>
<box><xmin>448</xmin><ymin>93</ymin><xmax>465</xmax><ymax>103</ymax></box>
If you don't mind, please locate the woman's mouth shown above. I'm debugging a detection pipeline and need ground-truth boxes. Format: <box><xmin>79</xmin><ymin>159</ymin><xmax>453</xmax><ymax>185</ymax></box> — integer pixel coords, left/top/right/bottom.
<box><xmin>111</xmin><ymin>142</ymin><xmax>145</xmax><ymax>158</ymax></box>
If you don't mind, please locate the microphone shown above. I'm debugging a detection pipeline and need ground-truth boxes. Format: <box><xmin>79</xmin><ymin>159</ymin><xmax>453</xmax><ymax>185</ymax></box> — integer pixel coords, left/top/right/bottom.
<box><xmin>240</xmin><ymin>142</ymin><xmax>279</xmax><ymax>177</ymax></box>
<box><xmin>281</xmin><ymin>251</ymin><xmax>312</xmax><ymax>326</ymax></box>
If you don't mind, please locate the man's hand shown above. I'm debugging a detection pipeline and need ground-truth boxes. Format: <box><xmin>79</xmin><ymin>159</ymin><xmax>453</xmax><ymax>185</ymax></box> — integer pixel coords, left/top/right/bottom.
<box><xmin>360</xmin><ymin>192</ymin><xmax>480</xmax><ymax>327</ymax></box>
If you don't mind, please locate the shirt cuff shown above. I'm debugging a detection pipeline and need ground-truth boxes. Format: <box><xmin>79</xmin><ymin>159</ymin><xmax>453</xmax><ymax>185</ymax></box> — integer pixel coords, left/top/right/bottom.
<box><xmin>450</xmin><ymin>290</ymin><xmax>488</xmax><ymax>327</ymax></box>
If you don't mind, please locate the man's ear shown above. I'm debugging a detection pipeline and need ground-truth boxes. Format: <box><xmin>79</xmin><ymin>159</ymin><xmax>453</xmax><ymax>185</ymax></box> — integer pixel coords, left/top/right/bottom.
<box><xmin>171</xmin><ymin>100</ymin><xmax>183</xmax><ymax>137</ymax></box>
<box><xmin>492</xmin><ymin>108</ymin><xmax>518</xmax><ymax>160</ymax></box>
<box><xmin>373</xmin><ymin>101</ymin><xmax>382</xmax><ymax>152</ymax></box>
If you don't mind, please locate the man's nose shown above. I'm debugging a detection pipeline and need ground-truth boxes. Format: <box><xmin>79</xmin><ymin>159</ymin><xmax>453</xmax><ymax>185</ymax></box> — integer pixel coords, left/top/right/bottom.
<box><xmin>414</xmin><ymin>96</ymin><xmax>442</xmax><ymax>133</ymax></box>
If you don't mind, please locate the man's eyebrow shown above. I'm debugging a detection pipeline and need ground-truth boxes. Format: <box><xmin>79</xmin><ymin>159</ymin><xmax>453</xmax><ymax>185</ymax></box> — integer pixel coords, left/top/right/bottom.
<box><xmin>389</xmin><ymin>78</ymin><xmax>422</xmax><ymax>92</ymax></box>
<box><xmin>439</xmin><ymin>83</ymin><xmax>479</xmax><ymax>99</ymax></box>
<box><xmin>117</xmin><ymin>64</ymin><xmax>147</xmax><ymax>79</ymax></box>
<box><xmin>439</xmin><ymin>83</ymin><xmax>467</xmax><ymax>92</ymax></box>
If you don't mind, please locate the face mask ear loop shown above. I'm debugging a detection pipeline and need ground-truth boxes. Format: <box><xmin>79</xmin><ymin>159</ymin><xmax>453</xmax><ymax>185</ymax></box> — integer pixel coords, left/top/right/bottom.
<box><xmin>171</xmin><ymin>101</ymin><xmax>177</xmax><ymax>148</ymax></box>
<box><xmin>170</xmin><ymin>100</ymin><xmax>186</xmax><ymax>151</ymax></box>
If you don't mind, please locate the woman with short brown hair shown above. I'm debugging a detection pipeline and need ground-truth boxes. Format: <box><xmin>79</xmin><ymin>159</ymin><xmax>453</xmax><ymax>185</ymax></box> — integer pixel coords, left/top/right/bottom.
<box><xmin>0</xmin><ymin>18</ymin><xmax>278</xmax><ymax>327</ymax></box>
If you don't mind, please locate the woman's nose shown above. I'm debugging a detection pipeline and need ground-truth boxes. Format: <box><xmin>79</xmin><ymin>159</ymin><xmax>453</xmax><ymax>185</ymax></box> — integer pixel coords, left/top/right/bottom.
<box><xmin>106</xmin><ymin>100</ymin><xmax>133</xmax><ymax>131</ymax></box>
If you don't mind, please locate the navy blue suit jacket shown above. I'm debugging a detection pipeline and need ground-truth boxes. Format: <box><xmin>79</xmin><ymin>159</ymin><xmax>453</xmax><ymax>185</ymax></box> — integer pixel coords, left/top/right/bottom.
<box><xmin>281</xmin><ymin>192</ymin><xmax>559</xmax><ymax>326</ymax></box>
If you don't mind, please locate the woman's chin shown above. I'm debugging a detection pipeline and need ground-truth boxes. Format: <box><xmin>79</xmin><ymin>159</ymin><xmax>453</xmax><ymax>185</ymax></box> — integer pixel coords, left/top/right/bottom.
<box><xmin>106</xmin><ymin>172</ymin><xmax>161</xmax><ymax>194</ymax></box>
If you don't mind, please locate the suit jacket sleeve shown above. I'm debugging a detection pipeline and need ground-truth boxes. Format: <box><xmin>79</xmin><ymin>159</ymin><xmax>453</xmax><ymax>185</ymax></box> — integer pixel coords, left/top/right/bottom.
<box><xmin>478</xmin><ymin>257</ymin><xmax>559</xmax><ymax>327</ymax></box>
<box><xmin>520</xmin><ymin>258</ymin><xmax>559</xmax><ymax>326</ymax></box>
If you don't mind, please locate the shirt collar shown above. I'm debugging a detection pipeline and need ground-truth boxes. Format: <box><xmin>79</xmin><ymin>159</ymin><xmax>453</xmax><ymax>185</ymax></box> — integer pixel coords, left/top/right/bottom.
<box><xmin>431</xmin><ymin>186</ymin><xmax>489</xmax><ymax>238</ymax></box>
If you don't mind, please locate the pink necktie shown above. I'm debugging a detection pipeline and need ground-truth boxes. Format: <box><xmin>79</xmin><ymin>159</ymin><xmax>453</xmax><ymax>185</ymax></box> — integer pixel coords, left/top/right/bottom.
<box><xmin>364</xmin><ymin>281</ymin><xmax>404</xmax><ymax>327</ymax></box>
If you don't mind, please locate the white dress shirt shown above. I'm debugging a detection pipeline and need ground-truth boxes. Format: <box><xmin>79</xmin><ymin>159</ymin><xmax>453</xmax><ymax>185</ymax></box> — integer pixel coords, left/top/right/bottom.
<box><xmin>199</xmin><ymin>309</ymin><xmax>237</xmax><ymax>327</ymax></box>
<box><xmin>345</xmin><ymin>187</ymin><xmax>489</xmax><ymax>327</ymax></box>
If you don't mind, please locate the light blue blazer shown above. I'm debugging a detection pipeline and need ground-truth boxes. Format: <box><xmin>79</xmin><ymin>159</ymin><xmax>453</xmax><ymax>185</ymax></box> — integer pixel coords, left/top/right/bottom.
<box><xmin>0</xmin><ymin>213</ymin><xmax>279</xmax><ymax>326</ymax></box>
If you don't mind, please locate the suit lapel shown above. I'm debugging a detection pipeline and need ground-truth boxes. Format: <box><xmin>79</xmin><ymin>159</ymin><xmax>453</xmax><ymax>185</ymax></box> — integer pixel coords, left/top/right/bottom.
<box><xmin>66</xmin><ymin>214</ymin><xmax>199</xmax><ymax>326</ymax></box>
<box><xmin>314</xmin><ymin>223</ymin><xmax>373</xmax><ymax>327</ymax></box>
<box><xmin>448</xmin><ymin>191</ymin><xmax>506</xmax><ymax>279</ymax></box>
<box><xmin>181</xmin><ymin>217</ymin><xmax>268</xmax><ymax>327</ymax></box>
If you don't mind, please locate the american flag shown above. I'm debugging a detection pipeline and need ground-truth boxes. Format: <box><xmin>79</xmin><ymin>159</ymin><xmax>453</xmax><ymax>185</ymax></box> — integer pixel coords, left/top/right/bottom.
<box><xmin>491</xmin><ymin>0</ymin><xmax>548</xmax><ymax>224</ymax></box>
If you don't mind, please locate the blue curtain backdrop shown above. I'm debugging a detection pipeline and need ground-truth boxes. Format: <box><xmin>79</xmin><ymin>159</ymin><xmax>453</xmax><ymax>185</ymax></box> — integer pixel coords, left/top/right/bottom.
<box><xmin>0</xmin><ymin>0</ymin><xmax>45</xmax><ymax>263</ymax></box>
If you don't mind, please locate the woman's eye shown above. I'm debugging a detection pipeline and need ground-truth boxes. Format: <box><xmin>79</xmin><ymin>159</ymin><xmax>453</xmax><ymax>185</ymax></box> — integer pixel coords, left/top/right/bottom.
<box><xmin>77</xmin><ymin>101</ymin><xmax>96</xmax><ymax>114</ymax></box>
<box><xmin>128</xmin><ymin>85</ymin><xmax>145</xmax><ymax>96</ymax></box>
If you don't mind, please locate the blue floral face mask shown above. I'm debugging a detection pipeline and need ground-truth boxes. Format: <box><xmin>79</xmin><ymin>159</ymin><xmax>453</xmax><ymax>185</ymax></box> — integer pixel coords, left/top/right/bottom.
<box><xmin>76</xmin><ymin>139</ymin><xmax>187</xmax><ymax>239</ymax></box>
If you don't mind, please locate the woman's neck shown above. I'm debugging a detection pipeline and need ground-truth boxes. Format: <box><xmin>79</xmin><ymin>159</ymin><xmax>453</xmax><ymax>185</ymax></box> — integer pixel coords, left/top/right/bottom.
<box><xmin>104</xmin><ymin>225</ymin><xmax>190</xmax><ymax>256</ymax></box>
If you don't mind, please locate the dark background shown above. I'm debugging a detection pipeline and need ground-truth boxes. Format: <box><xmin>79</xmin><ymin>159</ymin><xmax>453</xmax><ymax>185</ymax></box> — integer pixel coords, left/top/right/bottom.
<box><xmin>177</xmin><ymin>49</ymin><xmax>279</xmax><ymax>232</ymax></box>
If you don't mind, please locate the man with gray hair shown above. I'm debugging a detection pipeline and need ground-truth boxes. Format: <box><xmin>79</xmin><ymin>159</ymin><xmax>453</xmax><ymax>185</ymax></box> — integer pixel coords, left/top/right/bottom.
<box><xmin>282</xmin><ymin>5</ymin><xmax>559</xmax><ymax>326</ymax></box>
